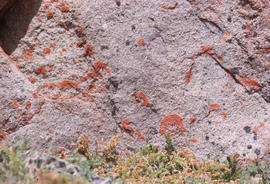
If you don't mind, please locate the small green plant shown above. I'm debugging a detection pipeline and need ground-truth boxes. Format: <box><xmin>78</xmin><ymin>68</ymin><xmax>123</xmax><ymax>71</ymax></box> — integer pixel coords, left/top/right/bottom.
<box><xmin>0</xmin><ymin>145</ymin><xmax>28</xmax><ymax>183</ymax></box>
<box><xmin>165</xmin><ymin>133</ymin><xmax>175</xmax><ymax>155</ymax></box>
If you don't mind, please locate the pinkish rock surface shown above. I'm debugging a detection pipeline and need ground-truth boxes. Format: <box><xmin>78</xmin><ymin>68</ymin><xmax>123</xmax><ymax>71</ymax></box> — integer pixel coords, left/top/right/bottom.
<box><xmin>0</xmin><ymin>0</ymin><xmax>270</xmax><ymax>163</ymax></box>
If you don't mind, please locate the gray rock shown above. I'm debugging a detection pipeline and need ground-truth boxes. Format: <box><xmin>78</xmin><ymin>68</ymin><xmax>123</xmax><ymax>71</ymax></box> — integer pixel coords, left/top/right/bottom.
<box><xmin>0</xmin><ymin>0</ymin><xmax>270</xmax><ymax>165</ymax></box>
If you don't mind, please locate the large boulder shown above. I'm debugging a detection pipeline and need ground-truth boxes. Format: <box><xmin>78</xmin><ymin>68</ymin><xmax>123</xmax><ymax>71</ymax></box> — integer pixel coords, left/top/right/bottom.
<box><xmin>0</xmin><ymin>0</ymin><xmax>270</xmax><ymax>164</ymax></box>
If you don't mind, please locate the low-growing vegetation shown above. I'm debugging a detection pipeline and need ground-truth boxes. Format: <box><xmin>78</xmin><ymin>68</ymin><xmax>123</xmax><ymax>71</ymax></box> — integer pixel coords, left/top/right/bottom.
<box><xmin>0</xmin><ymin>134</ymin><xmax>269</xmax><ymax>183</ymax></box>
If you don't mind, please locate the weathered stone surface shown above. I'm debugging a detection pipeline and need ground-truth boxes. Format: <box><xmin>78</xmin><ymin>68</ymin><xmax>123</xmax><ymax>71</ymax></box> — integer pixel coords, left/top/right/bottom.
<box><xmin>0</xmin><ymin>0</ymin><xmax>270</xmax><ymax>164</ymax></box>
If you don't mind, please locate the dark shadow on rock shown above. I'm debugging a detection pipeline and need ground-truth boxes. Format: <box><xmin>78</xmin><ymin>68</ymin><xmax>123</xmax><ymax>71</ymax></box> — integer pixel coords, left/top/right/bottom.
<box><xmin>0</xmin><ymin>0</ymin><xmax>41</xmax><ymax>55</ymax></box>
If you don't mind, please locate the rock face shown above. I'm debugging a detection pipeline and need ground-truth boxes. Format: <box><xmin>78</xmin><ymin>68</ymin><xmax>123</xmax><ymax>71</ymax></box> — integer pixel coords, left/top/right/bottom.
<box><xmin>0</xmin><ymin>0</ymin><xmax>15</xmax><ymax>20</ymax></box>
<box><xmin>0</xmin><ymin>0</ymin><xmax>270</xmax><ymax>163</ymax></box>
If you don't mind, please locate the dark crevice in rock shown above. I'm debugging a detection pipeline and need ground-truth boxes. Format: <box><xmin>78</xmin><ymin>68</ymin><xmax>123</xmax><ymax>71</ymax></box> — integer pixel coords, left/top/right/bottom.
<box><xmin>0</xmin><ymin>0</ymin><xmax>42</xmax><ymax>55</ymax></box>
<box><xmin>198</xmin><ymin>17</ymin><xmax>223</xmax><ymax>34</ymax></box>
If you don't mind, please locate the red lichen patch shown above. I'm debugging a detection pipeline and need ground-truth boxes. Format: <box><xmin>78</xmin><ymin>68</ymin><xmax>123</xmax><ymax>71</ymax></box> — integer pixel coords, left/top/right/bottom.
<box><xmin>185</xmin><ymin>67</ymin><xmax>192</xmax><ymax>83</ymax></box>
<box><xmin>135</xmin><ymin>129</ymin><xmax>146</xmax><ymax>141</ymax></box>
<box><xmin>221</xmin><ymin>111</ymin><xmax>226</xmax><ymax>120</ymax></box>
<box><xmin>22</xmin><ymin>47</ymin><xmax>34</xmax><ymax>61</ymax></box>
<box><xmin>93</xmin><ymin>61</ymin><xmax>111</xmax><ymax>77</ymax></box>
<box><xmin>76</xmin><ymin>27</ymin><xmax>85</xmax><ymax>37</ymax></box>
<box><xmin>2</xmin><ymin>120</ymin><xmax>7</xmax><ymax>126</ymax></box>
<box><xmin>120</xmin><ymin>119</ymin><xmax>134</xmax><ymax>134</ymax></box>
<box><xmin>260</xmin><ymin>46</ymin><xmax>270</xmax><ymax>53</ymax></box>
<box><xmin>61</xmin><ymin>5</ymin><xmax>70</xmax><ymax>13</ymax></box>
<box><xmin>222</xmin><ymin>31</ymin><xmax>230</xmax><ymax>37</ymax></box>
<box><xmin>137</xmin><ymin>38</ymin><xmax>145</xmax><ymax>46</ymax></box>
<box><xmin>56</xmin><ymin>80</ymin><xmax>80</xmax><ymax>90</ymax></box>
<box><xmin>47</xmin><ymin>12</ymin><xmax>53</xmax><ymax>19</ymax></box>
<box><xmin>48</xmin><ymin>129</ymin><xmax>54</xmax><ymax>134</ymax></box>
<box><xmin>51</xmin><ymin>42</ymin><xmax>56</xmax><ymax>47</ymax></box>
<box><xmin>133</xmin><ymin>91</ymin><xmax>149</xmax><ymax>106</ymax></box>
<box><xmin>48</xmin><ymin>65</ymin><xmax>53</xmax><ymax>72</ymax></box>
<box><xmin>28</xmin><ymin>78</ymin><xmax>36</xmax><ymax>84</ymax></box>
<box><xmin>48</xmin><ymin>83</ymin><xmax>56</xmax><ymax>89</ymax></box>
<box><xmin>44</xmin><ymin>4</ymin><xmax>49</xmax><ymax>9</ymax></box>
<box><xmin>209</xmin><ymin>104</ymin><xmax>220</xmax><ymax>112</ymax></box>
<box><xmin>242</xmin><ymin>78</ymin><xmax>261</xmax><ymax>91</ymax></box>
<box><xmin>189</xmin><ymin>56</ymin><xmax>195</xmax><ymax>62</ymax></box>
<box><xmin>43</xmin><ymin>48</ymin><xmax>51</xmax><ymax>54</ymax></box>
<box><xmin>34</xmin><ymin>66</ymin><xmax>47</xmax><ymax>75</ymax></box>
<box><xmin>217</xmin><ymin>55</ymin><xmax>223</xmax><ymax>62</ymax></box>
<box><xmin>25</xmin><ymin>101</ymin><xmax>31</xmax><ymax>110</ymax></box>
<box><xmin>83</xmin><ymin>44</ymin><xmax>94</xmax><ymax>57</ymax></box>
<box><xmin>190</xmin><ymin>117</ymin><xmax>196</xmax><ymax>124</ymax></box>
<box><xmin>253</xmin><ymin>123</ymin><xmax>264</xmax><ymax>133</ymax></box>
<box><xmin>33</xmin><ymin>88</ymin><xmax>40</xmax><ymax>99</ymax></box>
<box><xmin>0</xmin><ymin>130</ymin><xmax>6</xmax><ymax>142</ymax></box>
<box><xmin>159</xmin><ymin>114</ymin><xmax>186</xmax><ymax>135</ymax></box>
<box><xmin>71</xmin><ymin>74</ymin><xmax>77</xmax><ymax>78</ymax></box>
<box><xmin>12</xmin><ymin>100</ymin><xmax>19</xmax><ymax>109</ymax></box>
<box><xmin>161</xmin><ymin>4</ymin><xmax>177</xmax><ymax>10</ymax></box>
<box><xmin>190</xmin><ymin>138</ymin><xmax>198</xmax><ymax>143</ymax></box>
<box><xmin>76</xmin><ymin>40</ymin><xmax>86</xmax><ymax>48</ymax></box>
<box><xmin>199</xmin><ymin>46</ymin><xmax>213</xmax><ymax>56</ymax></box>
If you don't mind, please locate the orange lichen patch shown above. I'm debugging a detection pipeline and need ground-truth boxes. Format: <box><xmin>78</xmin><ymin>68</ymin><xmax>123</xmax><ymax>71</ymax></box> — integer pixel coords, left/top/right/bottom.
<box><xmin>51</xmin><ymin>42</ymin><xmax>56</xmax><ymax>47</ymax></box>
<box><xmin>48</xmin><ymin>65</ymin><xmax>53</xmax><ymax>72</ymax></box>
<box><xmin>2</xmin><ymin>120</ymin><xmax>7</xmax><ymax>126</ymax></box>
<box><xmin>161</xmin><ymin>4</ymin><xmax>176</xmax><ymax>10</ymax></box>
<box><xmin>0</xmin><ymin>130</ymin><xmax>6</xmax><ymax>141</ymax></box>
<box><xmin>61</xmin><ymin>5</ymin><xmax>70</xmax><ymax>12</ymax></box>
<box><xmin>62</xmin><ymin>48</ymin><xmax>67</xmax><ymax>52</ymax></box>
<box><xmin>43</xmin><ymin>4</ymin><xmax>49</xmax><ymax>9</ymax></box>
<box><xmin>242</xmin><ymin>78</ymin><xmax>261</xmax><ymax>91</ymax></box>
<box><xmin>133</xmin><ymin>91</ymin><xmax>149</xmax><ymax>106</ymax></box>
<box><xmin>43</xmin><ymin>48</ymin><xmax>51</xmax><ymax>54</ymax></box>
<box><xmin>56</xmin><ymin>80</ymin><xmax>80</xmax><ymax>90</ymax></box>
<box><xmin>190</xmin><ymin>117</ymin><xmax>196</xmax><ymax>124</ymax></box>
<box><xmin>76</xmin><ymin>27</ymin><xmax>85</xmax><ymax>37</ymax></box>
<box><xmin>120</xmin><ymin>119</ymin><xmax>134</xmax><ymax>134</ymax></box>
<box><xmin>28</xmin><ymin>78</ymin><xmax>36</xmax><ymax>84</ymax></box>
<box><xmin>135</xmin><ymin>129</ymin><xmax>146</xmax><ymax>141</ymax></box>
<box><xmin>33</xmin><ymin>88</ymin><xmax>40</xmax><ymax>99</ymax></box>
<box><xmin>261</xmin><ymin>46</ymin><xmax>270</xmax><ymax>53</ymax></box>
<box><xmin>222</xmin><ymin>31</ymin><xmax>230</xmax><ymax>37</ymax></box>
<box><xmin>221</xmin><ymin>111</ymin><xmax>226</xmax><ymax>120</ymax></box>
<box><xmin>48</xmin><ymin>83</ymin><xmax>56</xmax><ymax>89</ymax></box>
<box><xmin>209</xmin><ymin>104</ymin><xmax>220</xmax><ymax>111</ymax></box>
<box><xmin>209</xmin><ymin>7</ymin><xmax>217</xmax><ymax>13</ymax></box>
<box><xmin>48</xmin><ymin>129</ymin><xmax>54</xmax><ymax>134</ymax></box>
<box><xmin>71</xmin><ymin>74</ymin><xmax>77</xmax><ymax>78</ymax></box>
<box><xmin>76</xmin><ymin>40</ymin><xmax>86</xmax><ymax>48</ymax></box>
<box><xmin>12</xmin><ymin>100</ymin><xmax>19</xmax><ymax>109</ymax></box>
<box><xmin>22</xmin><ymin>47</ymin><xmax>34</xmax><ymax>61</ymax></box>
<box><xmin>245</xmin><ymin>23</ymin><xmax>251</xmax><ymax>30</ymax></box>
<box><xmin>185</xmin><ymin>67</ymin><xmax>192</xmax><ymax>83</ymax></box>
<box><xmin>217</xmin><ymin>55</ymin><xmax>223</xmax><ymax>62</ymax></box>
<box><xmin>189</xmin><ymin>56</ymin><xmax>195</xmax><ymax>62</ymax></box>
<box><xmin>93</xmin><ymin>61</ymin><xmax>111</xmax><ymax>77</ymax></box>
<box><xmin>253</xmin><ymin>123</ymin><xmax>264</xmax><ymax>133</ymax></box>
<box><xmin>137</xmin><ymin>38</ymin><xmax>145</xmax><ymax>46</ymax></box>
<box><xmin>47</xmin><ymin>12</ymin><xmax>53</xmax><ymax>19</ymax></box>
<box><xmin>159</xmin><ymin>114</ymin><xmax>186</xmax><ymax>135</ymax></box>
<box><xmin>199</xmin><ymin>46</ymin><xmax>213</xmax><ymax>56</ymax></box>
<box><xmin>25</xmin><ymin>101</ymin><xmax>31</xmax><ymax>110</ymax></box>
<box><xmin>34</xmin><ymin>66</ymin><xmax>47</xmax><ymax>75</ymax></box>
<box><xmin>190</xmin><ymin>138</ymin><xmax>198</xmax><ymax>143</ymax></box>
<box><xmin>83</xmin><ymin>44</ymin><xmax>94</xmax><ymax>57</ymax></box>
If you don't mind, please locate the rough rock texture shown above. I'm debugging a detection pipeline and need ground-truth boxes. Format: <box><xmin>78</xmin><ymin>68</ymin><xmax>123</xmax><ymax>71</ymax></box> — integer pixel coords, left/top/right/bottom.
<box><xmin>0</xmin><ymin>0</ymin><xmax>270</xmax><ymax>164</ymax></box>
